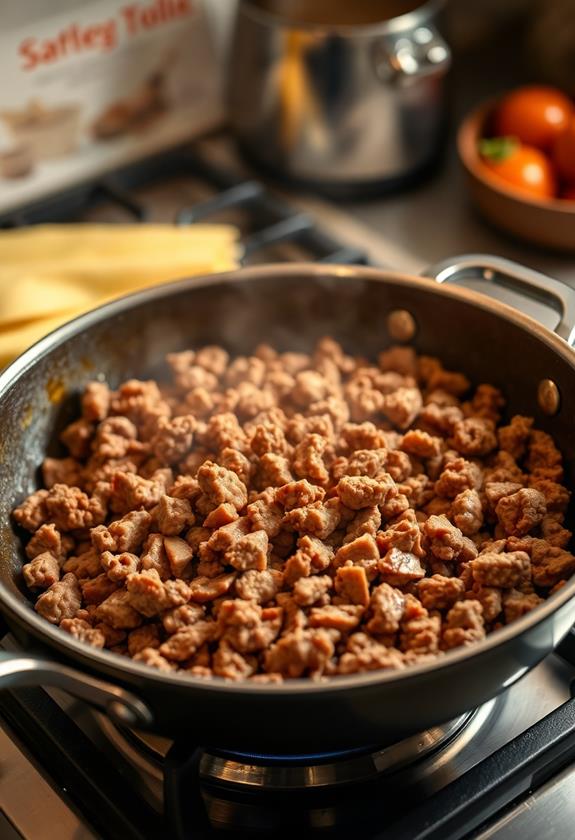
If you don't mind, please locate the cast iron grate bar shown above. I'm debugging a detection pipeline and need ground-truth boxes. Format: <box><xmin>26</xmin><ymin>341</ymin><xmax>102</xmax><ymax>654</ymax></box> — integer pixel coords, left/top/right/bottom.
<box><xmin>385</xmin><ymin>690</ymin><xmax>575</xmax><ymax>840</ymax></box>
<box><xmin>242</xmin><ymin>214</ymin><xmax>314</xmax><ymax>257</ymax></box>
<box><xmin>176</xmin><ymin>180</ymin><xmax>264</xmax><ymax>224</ymax></box>
<box><xmin>93</xmin><ymin>180</ymin><xmax>149</xmax><ymax>222</ymax></box>
<box><xmin>318</xmin><ymin>246</ymin><xmax>368</xmax><ymax>265</ymax></box>
<box><xmin>0</xmin><ymin>687</ymin><xmax>164</xmax><ymax>840</ymax></box>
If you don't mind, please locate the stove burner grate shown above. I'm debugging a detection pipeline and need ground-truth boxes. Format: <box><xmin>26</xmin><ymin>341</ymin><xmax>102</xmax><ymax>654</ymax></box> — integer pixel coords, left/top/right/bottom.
<box><xmin>0</xmin><ymin>145</ymin><xmax>368</xmax><ymax>267</ymax></box>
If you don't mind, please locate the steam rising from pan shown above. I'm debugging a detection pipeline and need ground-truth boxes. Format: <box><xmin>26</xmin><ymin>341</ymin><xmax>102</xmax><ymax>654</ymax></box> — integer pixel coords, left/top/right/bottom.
<box><xmin>139</xmin><ymin>272</ymin><xmax>386</xmax><ymax>381</ymax></box>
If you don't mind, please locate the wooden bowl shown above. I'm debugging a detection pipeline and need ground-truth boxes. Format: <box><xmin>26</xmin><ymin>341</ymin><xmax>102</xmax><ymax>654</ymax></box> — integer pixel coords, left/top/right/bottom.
<box><xmin>457</xmin><ymin>101</ymin><xmax>575</xmax><ymax>252</ymax></box>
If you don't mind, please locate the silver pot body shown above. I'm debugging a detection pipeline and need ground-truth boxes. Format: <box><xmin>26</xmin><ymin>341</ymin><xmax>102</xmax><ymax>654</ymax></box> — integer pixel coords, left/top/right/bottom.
<box><xmin>227</xmin><ymin>0</ymin><xmax>451</xmax><ymax>195</ymax></box>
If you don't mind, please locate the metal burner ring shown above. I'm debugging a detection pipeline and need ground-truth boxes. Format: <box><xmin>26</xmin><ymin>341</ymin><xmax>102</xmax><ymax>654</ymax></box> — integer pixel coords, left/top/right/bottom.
<box><xmin>199</xmin><ymin>712</ymin><xmax>474</xmax><ymax>790</ymax></box>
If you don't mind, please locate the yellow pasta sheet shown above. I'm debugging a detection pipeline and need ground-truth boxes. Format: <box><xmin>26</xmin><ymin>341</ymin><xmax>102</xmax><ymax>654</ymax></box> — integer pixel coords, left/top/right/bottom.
<box><xmin>0</xmin><ymin>224</ymin><xmax>240</xmax><ymax>365</ymax></box>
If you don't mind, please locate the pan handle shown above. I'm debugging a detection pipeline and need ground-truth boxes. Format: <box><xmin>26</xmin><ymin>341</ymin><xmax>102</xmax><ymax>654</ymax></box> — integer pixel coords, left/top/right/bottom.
<box><xmin>423</xmin><ymin>253</ymin><xmax>575</xmax><ymax>346</ymax></box>
<box><xmin>0</xmin><ymin>650</ymin><xmax>153</xmax><ymax>728</ymax></box>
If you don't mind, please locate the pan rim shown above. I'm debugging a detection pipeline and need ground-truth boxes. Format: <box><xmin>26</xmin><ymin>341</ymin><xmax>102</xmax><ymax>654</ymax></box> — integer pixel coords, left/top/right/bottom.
<box><xmin>1</xmin><ymin>260</ymin><xmax>574</xmax><ymax>696</ymax></box>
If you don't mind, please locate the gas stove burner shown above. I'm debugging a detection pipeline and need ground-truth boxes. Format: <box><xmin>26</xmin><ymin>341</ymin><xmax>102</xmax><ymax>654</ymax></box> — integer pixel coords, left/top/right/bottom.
<box><xmin>95</xmin><ymin>702</ymin><xmax>496</xmax><ymax>793</ymax></box>
<box><xmin>198</xmin><ymin>714</ymin><xmax>472</xmax><ymax>790</ymax></box>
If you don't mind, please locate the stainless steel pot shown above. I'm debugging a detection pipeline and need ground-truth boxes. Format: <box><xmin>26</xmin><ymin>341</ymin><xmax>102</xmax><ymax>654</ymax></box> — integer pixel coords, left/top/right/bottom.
<box><xmin>227</xmin><ymin>0</ymin><xmax>451</xmax><ymax>195</ymax></box>
<box><xmin>1</xmin><ymin>256</ymin><xmax>575</xmax><ymax>753</ymax></box>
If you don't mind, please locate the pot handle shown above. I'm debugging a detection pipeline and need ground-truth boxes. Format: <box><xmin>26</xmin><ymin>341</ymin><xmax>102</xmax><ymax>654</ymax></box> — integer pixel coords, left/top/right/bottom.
<box><xmin>423</xmin><ymin>253</ymin><xmax>575</xmax><ymax>346</ymax></box>
<box><xmin>373</xmin><ymin>26</ymin><xmax>451</xmax><ymax>83</ymax></box>
<box><xmin>0</xmin><ymin>649</ymin><xmax>153</xmax><ymax>728</ymax></box>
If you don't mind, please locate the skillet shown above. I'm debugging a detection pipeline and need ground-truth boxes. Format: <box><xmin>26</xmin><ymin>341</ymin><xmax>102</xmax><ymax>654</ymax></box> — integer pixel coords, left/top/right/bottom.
<box><xmin>1</xmin><ymin>256</ymin><xmax>575</xmax><ymax>753</ymax></box>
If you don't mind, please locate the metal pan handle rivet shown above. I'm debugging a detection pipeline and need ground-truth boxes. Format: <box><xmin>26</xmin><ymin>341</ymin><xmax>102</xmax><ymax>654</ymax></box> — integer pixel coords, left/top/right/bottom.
<box><xmin>387</xmin><ymin>309</ymin><xmax>417</xmax><ymax>342</ymax></box>
<box><xmin>427</xmin><ymin>45</ymin><xmax>449</xmax><ymax>64</ymax></box>
<box><xmin>413</xmin><ymin>27</ymin><xmax>433</xmax><ymax>45</ymax></box>
<box><xmin>537</xmin><ymin>379</ymin><xmax>561</xmax><ymax>416</ymax></box>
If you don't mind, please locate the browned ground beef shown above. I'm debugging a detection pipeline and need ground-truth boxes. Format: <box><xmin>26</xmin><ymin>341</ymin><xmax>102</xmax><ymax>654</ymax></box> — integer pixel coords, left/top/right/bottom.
<box><xmin>13</xmin><ymin>339</ymin><xmax>574</xmax><ymax>681</ymax></box>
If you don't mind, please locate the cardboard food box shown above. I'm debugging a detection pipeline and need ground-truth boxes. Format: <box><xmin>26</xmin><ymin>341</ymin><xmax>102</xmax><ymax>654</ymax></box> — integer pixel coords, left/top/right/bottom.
<box><xmin>0</xmin><ymin>0</ymin><xmax>224</xmax><ymax>213</ymax></box>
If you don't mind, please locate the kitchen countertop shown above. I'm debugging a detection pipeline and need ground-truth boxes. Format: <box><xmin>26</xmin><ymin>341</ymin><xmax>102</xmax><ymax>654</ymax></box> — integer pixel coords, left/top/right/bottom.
<box><xmin>344</xmin><ymin>127</ymin><xmax>575</xmax><ymax>287</ymax></box>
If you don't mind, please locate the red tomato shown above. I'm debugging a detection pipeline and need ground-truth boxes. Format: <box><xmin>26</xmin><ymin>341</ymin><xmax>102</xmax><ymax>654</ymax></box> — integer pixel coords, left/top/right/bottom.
<box><xmin>495</xmin><ymin>86</ymin><xmax>573</xmax><ymax>150</ymax></box>
<box><xmin>480</xmin><ymin>137</ymin><xmax>557</xmax><ymax>199</ymax></box>
<box><xmin>553</xmin><ymin>116</ymin><xmax>575</xmax><ymax>184</ymax></box>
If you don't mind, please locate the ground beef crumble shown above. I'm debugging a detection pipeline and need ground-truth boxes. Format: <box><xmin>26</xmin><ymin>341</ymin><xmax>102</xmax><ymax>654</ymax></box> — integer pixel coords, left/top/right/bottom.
<box><xmin>13</xmin><ymin>339</ymin><xmax>573</xmax><ymax>681</ymax></box>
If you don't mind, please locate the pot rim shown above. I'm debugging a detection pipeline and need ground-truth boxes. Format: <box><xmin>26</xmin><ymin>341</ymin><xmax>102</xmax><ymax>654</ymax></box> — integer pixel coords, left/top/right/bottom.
<box><xmin>236</xmin><ymin>0</ymin><xmax>444</xmax><ymax>38</ymax></box>
<box><xmin>1</xmin><ymin>261</ymin><xmax>574</xmax><ymax>696</ymax></box>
